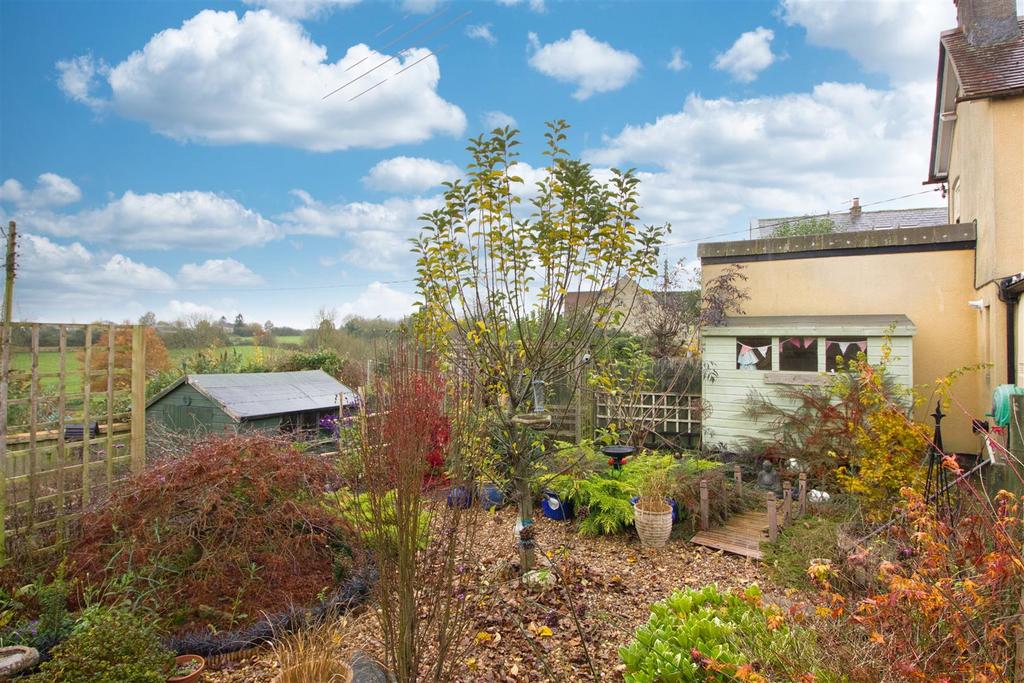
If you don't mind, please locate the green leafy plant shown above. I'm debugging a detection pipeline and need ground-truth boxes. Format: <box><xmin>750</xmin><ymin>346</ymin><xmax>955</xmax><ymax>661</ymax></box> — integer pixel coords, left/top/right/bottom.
<box><xmin>26</xmin><ymin>606</ymin><xmax>175</xmax><ymax>683</ymax></box>
<box><xmin>620</xmin><ymin>585</ymin><xmax>841</xmax><ymax>683</ymax></box>
<box><xmin>769</xmin><ymin>216</ymin><xmax>836</xmax><ymax>238</ymax></box>
<box><xmin>328</xmin><ymin>489</ymin><xmax>431</xmax><ymax>556</ymax></box>
<box><xmin>548</xmin><ymin>453</ymin><xmax>727</xmax><ymax>536</ymax></box>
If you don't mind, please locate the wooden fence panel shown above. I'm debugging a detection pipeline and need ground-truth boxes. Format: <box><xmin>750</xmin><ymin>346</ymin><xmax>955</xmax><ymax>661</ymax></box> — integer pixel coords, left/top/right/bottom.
<box><xmin>548</xmin><ymin>390</ymin><xmax>701</xmax><ymax>444</ymax></box>
<box><xmin>1</xmin><ymin>323</ymin><xmax>145</xmax><ymax>561</ymax></box>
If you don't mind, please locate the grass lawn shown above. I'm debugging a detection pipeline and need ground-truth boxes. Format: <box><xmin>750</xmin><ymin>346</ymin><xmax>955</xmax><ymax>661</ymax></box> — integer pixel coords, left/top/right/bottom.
<box><xmin>273</xmin><ymin>335</ymin><xmax>304</xmax><ymax>345</ymax></box>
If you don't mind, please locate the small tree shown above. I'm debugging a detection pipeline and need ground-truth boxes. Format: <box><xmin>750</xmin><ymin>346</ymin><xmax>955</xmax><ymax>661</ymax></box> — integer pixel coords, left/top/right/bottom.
<box><xmin>85</xmin><ymin>326</ymin><xmax>169</xmax><ymax>392</ymax></box>
<box><xmin>413</xmin><ymin>122</ymin><xmax>665</xmax><ymax>570</ymax></box>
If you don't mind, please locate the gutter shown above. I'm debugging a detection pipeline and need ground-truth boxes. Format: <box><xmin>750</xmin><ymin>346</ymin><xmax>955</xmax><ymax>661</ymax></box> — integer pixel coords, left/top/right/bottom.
<box><xmin>998</xmin><ymin>274</ymin><xmax>1024</xmax><ymax>385</ymax></box>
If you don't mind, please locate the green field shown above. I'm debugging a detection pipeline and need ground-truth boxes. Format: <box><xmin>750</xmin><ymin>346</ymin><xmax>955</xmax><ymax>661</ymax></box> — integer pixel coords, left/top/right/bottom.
<box><xmin>9</xmin><ymin>344</ymin><xmax>275</xmax><ymax>393</ymax></box>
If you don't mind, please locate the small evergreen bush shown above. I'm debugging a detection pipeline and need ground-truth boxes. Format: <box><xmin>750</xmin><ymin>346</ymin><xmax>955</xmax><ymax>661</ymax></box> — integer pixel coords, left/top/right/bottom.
<box><xmin>620</xmin><ymin>585</ymin><xmax>841</xmax><ymax>682</ymax></box>
<box><xmin>26</xmin><ymin>606</ymin><xmax>174</xmax><ymax>683</ymax></box>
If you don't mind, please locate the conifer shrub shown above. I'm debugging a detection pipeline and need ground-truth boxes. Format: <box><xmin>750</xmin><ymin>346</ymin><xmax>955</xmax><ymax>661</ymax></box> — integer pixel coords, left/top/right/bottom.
<box><xmin>25</xmin><ymin>606</ymin><xmax>174</xmax><ymax>683</ymax></box>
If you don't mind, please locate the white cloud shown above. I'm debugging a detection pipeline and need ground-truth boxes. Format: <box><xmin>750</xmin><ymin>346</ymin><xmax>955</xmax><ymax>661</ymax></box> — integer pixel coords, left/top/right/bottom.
<box><xmin>527</xmin><ymin>29</ymin><xmax>641</xmax><ymax>100</ymax></box>
<box><xmin>18</xmin><ymin>233</ymin><xmax>175</xmax><ymax>296</ymax></box>
<box><xmin>337</xmin><ymin>281</ymin><xmax>418</xmax><ymax>320</ymax></box>
<box><xmin>163</xmin><ymin>299</ymin><xmax>232</xmax><ymax>322</ymax></box>
<box><xmin>55</xmin><ymin>54</ymin><xmax>109</xmax><ymax>108</ymax></box>
<box><xmin>667</xmin><ymin>47</ymin><xmax>689</xmax><ymax>72</ymax></box>
<box><xmin>466</xmin><ymin>23</ymin><xmax>497</xmax><ymax>44</ymax></box>
<box><xmin>22</xmin><ymin>190</ymin><xmax>279</xmax><ymax>250</ymax></box>
<box><xmin>587</xmin><ymin>79</ymin><xmax>942</xmax><ymax>243</ymax></box>
<box><xmin>279</xmin><ymin>191</ymin><xmax>440</xmax><ymax>270</ymax></box>
<box><xmin>242</xmin><ymin>0</ymin><xmax>361</xmax><ymax>19</ymax></box>
<box><xmin>0</xmin><ymin>173</ymin><xmax>82</xmax><ymax>209</ymax></box>
<box><xmin>58</xmin><ymin>9</ymin><xmax>466</xmax><ymax>152</ymax></box>
<box><xmin>482</xmin><ymin>110</ymin><xmax>517</xmax><ymax>129</ymax></box>
<box><xmin>178</xmin><ymin>258</ymin><xmax>263</xmax><ymax>288</ymax></box>
<box><xmin>497</xmin><ymin>0</ymin><xmax>546</xmax><ymax>13</ymax></box>
<box><xmin>781</xmin><ymin>0</ymin><xmax>956</xmax><ymax>84</ymax></box>
<box><xmin>713</xmin><ymin>27</ymin><xmax>776</xmax><ymax>83</ymax></box>
<box><xmin>362</xmin><ymin>156</ymin><xmax>459</xmax><ymax>193</ymax></box>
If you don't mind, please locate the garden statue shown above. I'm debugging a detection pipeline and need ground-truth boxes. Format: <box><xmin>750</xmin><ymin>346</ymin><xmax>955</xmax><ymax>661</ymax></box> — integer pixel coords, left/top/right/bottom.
<box><xmin>756</xmin><ymin>460</ymin><xmax>782</xmax><ymax>495</ymax></box>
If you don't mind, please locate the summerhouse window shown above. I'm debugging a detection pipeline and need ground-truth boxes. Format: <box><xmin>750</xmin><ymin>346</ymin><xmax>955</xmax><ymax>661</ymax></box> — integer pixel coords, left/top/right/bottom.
<box><xmin>779</xmin><ymin>337</ymin><xmax>818</xmax><ymax>372</ymax></box>
<box><xmin>736</xmin><ymin>337</ymin><xmax>772</xmax><ymax>370</ymax></box>
<box><xmin>825</xmin><ymin>337</ymin><xmax>867</xmax><ymax>372</ymax></box>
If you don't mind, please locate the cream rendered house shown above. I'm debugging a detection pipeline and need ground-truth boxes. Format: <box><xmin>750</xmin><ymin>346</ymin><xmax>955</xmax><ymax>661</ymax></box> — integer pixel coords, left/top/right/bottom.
<box><xmin>698</xmin><ymin>0</ymin><xmax>1024</xmax><ymax>452</ymax></box>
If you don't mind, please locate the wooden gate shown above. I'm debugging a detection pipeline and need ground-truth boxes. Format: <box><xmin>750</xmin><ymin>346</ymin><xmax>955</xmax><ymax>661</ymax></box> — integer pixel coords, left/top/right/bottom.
<box><xmin>1</xmin><ymin>323</ymin><xmax>147</xmax><ymax>560</ymax></box>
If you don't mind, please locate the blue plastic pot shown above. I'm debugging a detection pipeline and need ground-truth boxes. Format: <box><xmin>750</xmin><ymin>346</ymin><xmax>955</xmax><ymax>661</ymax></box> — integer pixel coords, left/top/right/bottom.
<box><xmin>541</xmin><ymin>492</ymin><xmax>572</xmax><ymax>520</ymax></box>
<box><xmin>479</xmin><ymin>484</ymin><xmax>506</xmax><ymax>510</ymax></box>
<box><xmin>446</xmin><ymin>486</ymin><xmax>472</xmax><ymax>509</ymax></box>
<box><xmin>630</xmin><ymin>496</ymin><xmax>678</xmax><ymax>523</ymax></box>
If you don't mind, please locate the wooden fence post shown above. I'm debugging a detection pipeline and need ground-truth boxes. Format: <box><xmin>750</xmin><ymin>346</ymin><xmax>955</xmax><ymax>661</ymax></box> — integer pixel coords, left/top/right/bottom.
<box><xmin>733</xmin><ymin>464</ymin><xmax>742</xmax><ymax>496</ymax></box>
<box><xmin>130</xmin><ymin>325</ymin><xmax>147</xmax><ymax>473</ymax></box>
<box><xmin>767</xmin><ymin>492</ymin><xmax>778</xmax><ymax>541</ymax></box>
<box><xmin>783</xmin><ymin>480</ymin><xmax>792</xmax><ymax>525</ymax></box>
<box><xmin>798</xmin><ymin>472</ymin><xmax>808</xmax><ymax>516</ymax></box>
<box><xmin>0</xmin><ymin>323</ymin><xmax>9</xmax><ymax>564</ymax></box>
<box><xmin>699</xmin><ymin>479</ymin><xmax>709</xmax><ymax>531</ymax></box>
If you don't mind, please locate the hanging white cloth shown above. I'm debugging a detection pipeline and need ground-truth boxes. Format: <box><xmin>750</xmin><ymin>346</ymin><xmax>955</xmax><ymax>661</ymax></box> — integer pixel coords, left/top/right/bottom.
<box><xmin>737</xmin><ymin>345</ymin><xmax>760</xmax><ymax>370</ymax></box>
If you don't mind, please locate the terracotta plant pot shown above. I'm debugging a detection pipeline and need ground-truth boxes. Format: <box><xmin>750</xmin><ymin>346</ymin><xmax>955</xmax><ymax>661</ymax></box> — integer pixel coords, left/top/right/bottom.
<box><xmin>633</xmin><ymin>498</ymin><xmax>673</xmax><ymax>548</ymax></box>
<box><xmin>273</xmin><ymin>660</ymin><xmax>353</xmax><ymax>683</ymax></box>
<box><xmin>167</xmin><ymin>654</ymin><xmax>205</xmax><ymax>683</ymax></box>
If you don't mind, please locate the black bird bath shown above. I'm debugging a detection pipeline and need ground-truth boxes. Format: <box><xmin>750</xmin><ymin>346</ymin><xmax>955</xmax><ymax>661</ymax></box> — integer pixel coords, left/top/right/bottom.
<box><xmin>602</xmin><ymin>444</ymin><xmax>636</xmax><ymax>471</ymax></box>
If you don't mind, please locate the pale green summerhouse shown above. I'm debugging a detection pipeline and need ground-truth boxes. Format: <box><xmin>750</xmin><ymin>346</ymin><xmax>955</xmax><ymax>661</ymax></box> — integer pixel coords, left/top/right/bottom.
<box><xmin>701</xmin><ymin>315</ymin><xmax>915</xmax><ymax>450</ymax></box>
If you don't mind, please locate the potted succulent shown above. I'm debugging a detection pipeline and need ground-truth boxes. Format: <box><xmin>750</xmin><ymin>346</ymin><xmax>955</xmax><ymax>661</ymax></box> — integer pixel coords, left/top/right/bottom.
<box><xmin>167</xmin><ymin>654</ymin><xmax>206</xmax><ymax>683</ymax></box>
<box><xmin>632</xmin><ymin>470</ymin><xmax>674</xmax><ymax>548</ymax></box>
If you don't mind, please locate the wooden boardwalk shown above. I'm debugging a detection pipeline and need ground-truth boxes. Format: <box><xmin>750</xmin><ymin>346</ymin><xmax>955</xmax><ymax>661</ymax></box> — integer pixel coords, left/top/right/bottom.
<box><xmin>690</xmin><ymin>509</ymin><xmax>773</xmax><ymax>560</ymax></box>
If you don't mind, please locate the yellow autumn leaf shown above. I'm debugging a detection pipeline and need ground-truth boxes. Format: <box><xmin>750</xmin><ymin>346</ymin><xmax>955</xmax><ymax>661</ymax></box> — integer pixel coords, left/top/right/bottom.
<box><xmin>538</xmin><ymin>625</ymin><xmax>553</xmax><ymax>637</ymax></box>
<box><xmin>476</xmin><ymin>631</ymin><xmax>492</xmax><ymax>643</ymax></box>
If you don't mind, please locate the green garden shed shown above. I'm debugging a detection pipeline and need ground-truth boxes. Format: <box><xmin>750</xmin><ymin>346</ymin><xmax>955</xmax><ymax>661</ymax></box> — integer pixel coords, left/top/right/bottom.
<box><xmin>146</xmin><ymin>370</ymin><xmax>359</xmax><ymax>434</ymax></box>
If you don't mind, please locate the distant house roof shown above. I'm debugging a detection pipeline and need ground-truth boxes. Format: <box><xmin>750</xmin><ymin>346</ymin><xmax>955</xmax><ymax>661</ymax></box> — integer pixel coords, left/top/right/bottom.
<box><xmin>704</xmin><ymin>314</ymin><xmax>916</xmax><ymax>337</ymax></box>
<box><xmin>943</xmin><ymin>18</ymin><xmax>1024</xmax><ymax>101</ymax></box>
<box><xmin>929</xmin><ymin>18</ymin><xmax>1024</xmax><ymax>182</ymax></box>
<box><xmin>749</xmin><ymin>206</ymin><xmax>948</xmax><ymax>239</ymax></box>
<box><xmin>147</xmin><ymin>370</ymin><xmax>358</xmax><ymax>420</ymax></box>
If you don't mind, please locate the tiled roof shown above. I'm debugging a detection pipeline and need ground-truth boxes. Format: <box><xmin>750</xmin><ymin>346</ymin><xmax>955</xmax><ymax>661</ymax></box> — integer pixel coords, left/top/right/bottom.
<box><xmin>750</xmin><ymin>207</ymin><xmax>948</xmax><ymax>239</ymax></box>
<box><xmin>942</xmin><ymin>19</ymin><xmax>1024</xmax><ymax>100</ymax></box>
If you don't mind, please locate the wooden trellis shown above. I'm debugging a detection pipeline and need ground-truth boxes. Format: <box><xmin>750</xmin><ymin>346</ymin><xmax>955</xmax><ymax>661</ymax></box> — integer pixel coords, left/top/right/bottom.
<box><xmin>1</xmin><ymin>323</ymin><xmax>146</xmax><ymax>560</ymax></box>
<box><xmin>595</xmin><ymin>390</ymin><xmax>701</xmax><ymax>436</ymax></box>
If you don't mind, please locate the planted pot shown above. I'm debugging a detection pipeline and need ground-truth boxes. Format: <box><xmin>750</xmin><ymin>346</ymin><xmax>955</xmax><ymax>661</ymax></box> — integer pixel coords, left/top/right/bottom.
<box><xmin>273</xmin><ymin>660</ymin><xmax>353</xmax><ymax>683</ymax></box>
<box><xmin>446</xmin><ymin>486</ymin><xmax>473</xmax><ymax>508</ymax></box>
<box><xmin>630</xmin><ymin>495</ymin><xmax>678</xmax><ymax>523</ymax></box>
<box><xmin>167</xmin><ymin>654</ymin><xmax>205</xmax><ymax>683</ymax></box>
<box><xmin>541</xmin><ymin>491</ymin><xmax>572</xmax><ymax>521</ymax></box>
<box><xmin>633</xmin><ymin>498</ymin><xmax>673</xmax><ymax>548</ymax></box>
<box><xmin>479</xmin><ymin>483</ymin><xmax>506</xmax><ymax>510</ymax></box>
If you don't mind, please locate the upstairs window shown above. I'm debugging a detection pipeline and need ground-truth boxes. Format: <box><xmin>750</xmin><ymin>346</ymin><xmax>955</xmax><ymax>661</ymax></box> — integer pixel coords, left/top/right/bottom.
<box><xmin>779</xmin><ymin>337</ymin><xmax>818</xmax><ymax>372</ymax></box>
<box><xmin>736</xmin><ymin>337</ymin><xmax>771</xmax><ymax>371</ymax></box>
<box><xmin>825</xmin><ymin>337</ymin><xmax>867</xmax><ymax>372</ymax></box>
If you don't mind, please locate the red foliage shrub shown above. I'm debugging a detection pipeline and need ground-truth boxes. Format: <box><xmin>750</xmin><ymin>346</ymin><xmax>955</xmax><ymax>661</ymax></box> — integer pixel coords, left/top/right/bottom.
<box><xmin>67</xmin><ymin>434</ymin><xmax>352</xmax><ymax>633</ymax></box>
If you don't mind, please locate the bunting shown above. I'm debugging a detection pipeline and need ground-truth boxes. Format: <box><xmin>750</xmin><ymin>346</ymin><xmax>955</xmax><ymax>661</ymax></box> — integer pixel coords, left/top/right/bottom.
<box><xmin>826</xmin><ymin>339</ymin><xmax>867</xmax><ymax>354</ymax></box>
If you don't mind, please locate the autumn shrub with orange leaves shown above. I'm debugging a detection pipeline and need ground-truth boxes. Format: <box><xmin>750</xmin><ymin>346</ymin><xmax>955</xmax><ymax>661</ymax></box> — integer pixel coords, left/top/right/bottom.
<box><xmin>809</xmin><ymin>484</ymin><xmax>1024</xmax><ymax>682</ymax></box>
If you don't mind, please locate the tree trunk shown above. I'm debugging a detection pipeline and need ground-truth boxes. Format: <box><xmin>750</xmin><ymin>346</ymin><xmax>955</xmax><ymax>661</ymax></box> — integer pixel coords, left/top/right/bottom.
<box><xmin>514</xmin><ymin>453</ymin><xmax>536</xmax><ymax>573</ymax></box>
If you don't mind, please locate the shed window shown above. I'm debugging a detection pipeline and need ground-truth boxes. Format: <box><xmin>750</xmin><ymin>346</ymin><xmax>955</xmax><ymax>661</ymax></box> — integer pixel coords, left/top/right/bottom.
<box><xmin>736</xmin><ymin>337</ymin><xmax>771</xmax><ymax>370</ymax></box>
<box><xmin>779</xmin><ymin>337</ymin><xmax>818</xmax><ymax>372</ymax></box>
<box><xmin>825</xmin><ymin>337</ymin><xmax>867</xmax><ymax>372</ymax></box>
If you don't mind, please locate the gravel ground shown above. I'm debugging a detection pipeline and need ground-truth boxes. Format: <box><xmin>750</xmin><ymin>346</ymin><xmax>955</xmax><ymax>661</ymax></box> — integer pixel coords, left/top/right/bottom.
<box><xmin>205</xmin><ymin>507</ymin><xmax>773</xmax><ymax>682</ymax></box>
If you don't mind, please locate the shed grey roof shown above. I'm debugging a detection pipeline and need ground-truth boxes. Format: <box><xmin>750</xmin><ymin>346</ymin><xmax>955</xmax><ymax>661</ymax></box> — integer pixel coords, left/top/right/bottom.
<box><xmin>750</xmin><ymin>207</ymin><xmax>948</xmax><ymax>239</ymax></box>
<box><xmin>704</xmin><ymin>314</ymin><xmax>916</xmax><ymax>337</ymax></box>
<box><xmin>148</xmin><ymin>370</ymin><xmax>359</xmax><ymax>420</ymax></box>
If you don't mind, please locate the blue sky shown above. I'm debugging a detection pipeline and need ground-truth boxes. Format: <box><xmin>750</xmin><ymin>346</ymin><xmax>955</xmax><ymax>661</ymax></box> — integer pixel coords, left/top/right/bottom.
<box><xmin>0</xmin><ymin>0</ymin><xmax>975</xmax><ymax>327</ymax></box>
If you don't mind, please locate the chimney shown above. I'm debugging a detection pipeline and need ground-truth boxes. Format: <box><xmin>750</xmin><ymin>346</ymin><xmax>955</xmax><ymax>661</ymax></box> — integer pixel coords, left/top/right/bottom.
<box><xmin>956</xmin><ymin>0</ymin><xmax>1021</xmax><ymax>46</ymax></box>
<box><xmin>850</xmin><ymin>197</ymin><xmax>862</xmax><ymax>220</ymax></box>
